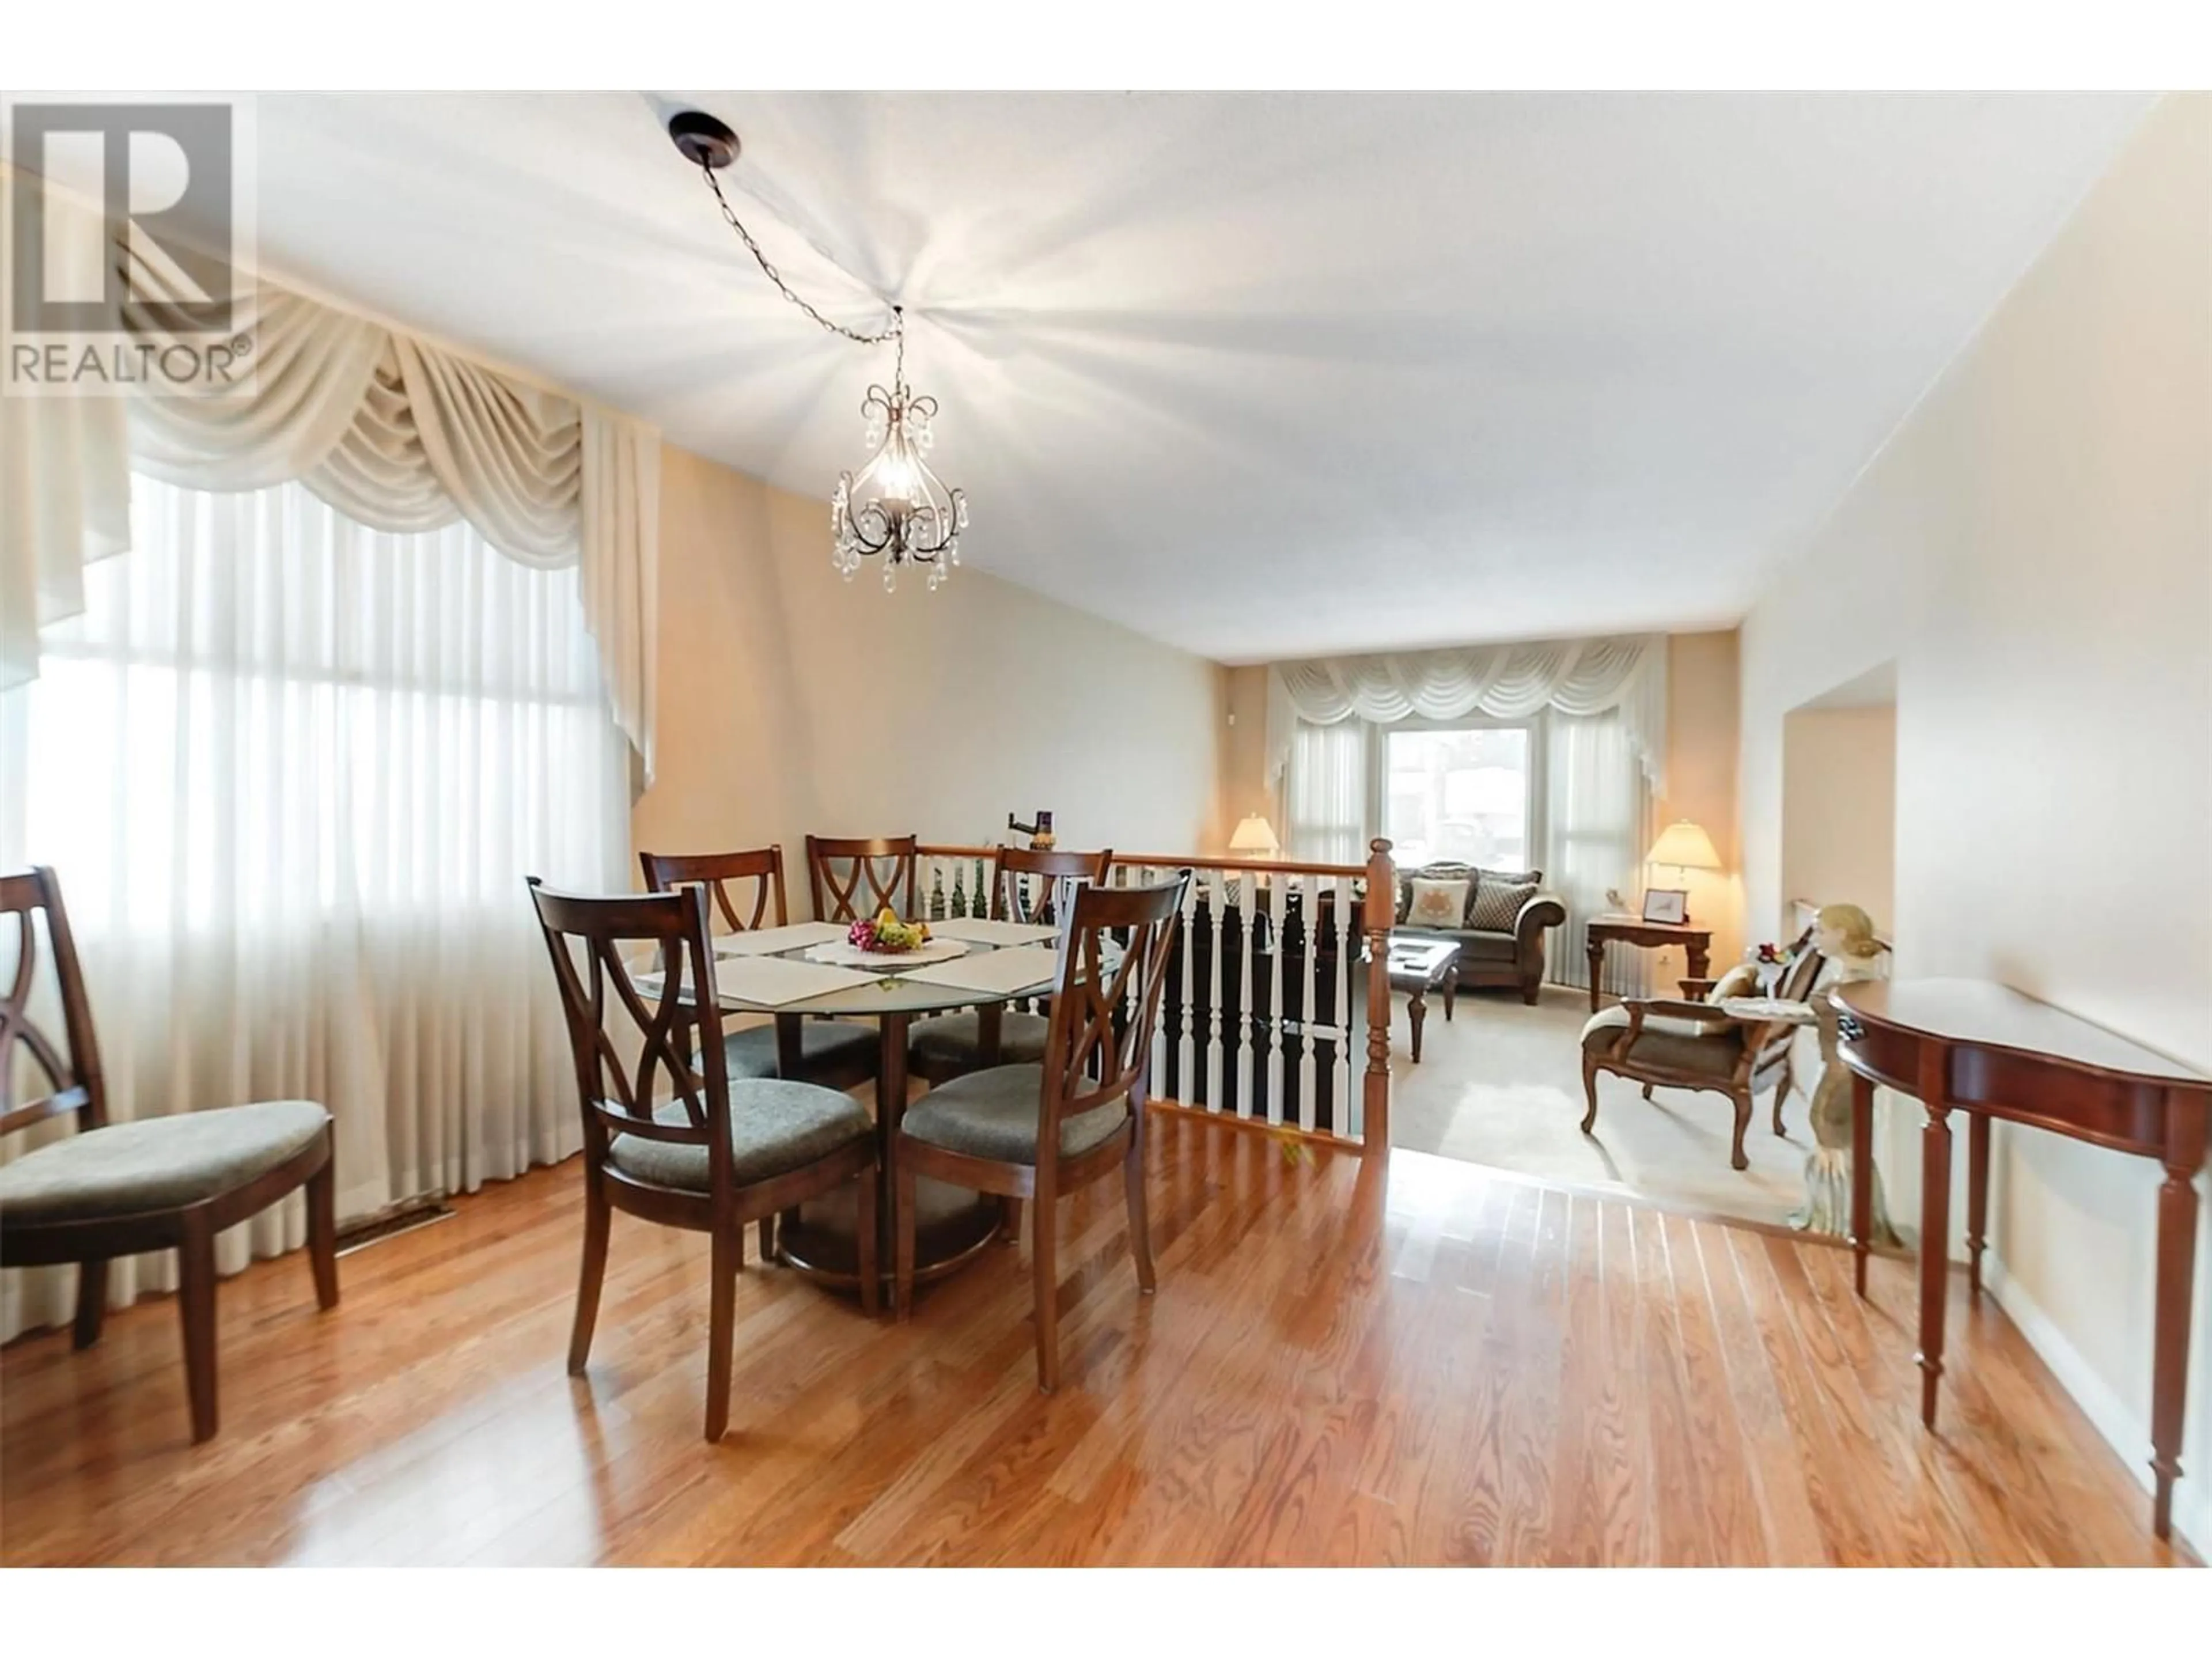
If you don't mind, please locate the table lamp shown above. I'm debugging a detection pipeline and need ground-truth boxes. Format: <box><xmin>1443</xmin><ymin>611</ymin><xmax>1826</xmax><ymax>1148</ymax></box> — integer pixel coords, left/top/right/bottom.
<box><xmin>1228</xmin><ymin>815</ymin><xmax>1281</xmax><ymax>859</ymax></box>
<box><xmin>1643</xmin><ymin>818</ymin><xmax>1722</xmax><ymax>922</ymax></box>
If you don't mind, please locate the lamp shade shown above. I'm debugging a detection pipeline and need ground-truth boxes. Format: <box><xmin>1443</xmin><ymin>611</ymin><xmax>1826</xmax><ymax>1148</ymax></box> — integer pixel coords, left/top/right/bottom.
<box><xmin>1645</xmin><ymin>819</ymin><xmax>1723</xmax><ymax>872</ymax></box>
<box><xmin>1228</xmin><ymin>815</ymin><xmax>1281</xmax><ymax>856</ymax></box>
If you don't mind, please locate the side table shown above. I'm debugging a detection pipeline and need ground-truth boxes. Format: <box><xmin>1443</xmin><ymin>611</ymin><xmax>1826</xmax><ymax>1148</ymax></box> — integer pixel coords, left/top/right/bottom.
<box><xmin>1585</xmin><ymin>914</ymin><xmax>1711</xmax><ymax>1011</ymax></box>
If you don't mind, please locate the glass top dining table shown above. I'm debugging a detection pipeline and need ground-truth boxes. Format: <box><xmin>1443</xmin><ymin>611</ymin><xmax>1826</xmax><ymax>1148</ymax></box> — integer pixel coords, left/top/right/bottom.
<box><xmin>644</xmin><ymin>916</ymin><xmax>1073</xmax><ymax>1292</ymax></box>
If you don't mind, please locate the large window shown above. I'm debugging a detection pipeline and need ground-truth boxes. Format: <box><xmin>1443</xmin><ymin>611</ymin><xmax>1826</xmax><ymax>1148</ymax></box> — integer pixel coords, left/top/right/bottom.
<box><xmin>1383</xmin><ymin>725</ymin><xmax>1532</xmax><ymax>870</ymax></box>
<box><xmin>0</xmin><ymin>474</ymin><xmax>627</xmax><ymax>1344</ymax></box>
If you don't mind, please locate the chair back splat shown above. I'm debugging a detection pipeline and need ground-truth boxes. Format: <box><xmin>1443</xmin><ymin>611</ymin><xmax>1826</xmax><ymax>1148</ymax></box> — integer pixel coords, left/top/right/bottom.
<box><xmin>527</xmin><ymin>878</ymin><xmax>728</xmax><ymax>1160</ymax></box>
<box><xmin>0</xmin><ymin>868</ymin><xmax>104</xmax><ymax>1138</ymax></box>
<box><xmin>991</xmin><ymin>844</ymin><xmax>1112</xmax><ymax>926</ymax></box>
<box><xmin>638</xmin><ymin>847</ymin><xmax>790</xmax><ymax>935</ymax></box>
<box><xmin>805</xmin><ymin>835</ymin><xmax>919</xmax><ymax>923</ymax></box>
<box><xmin>1040</xmin><ymin>872</ymin><xmax>1188</xmax><ymax>1159</ymax></box>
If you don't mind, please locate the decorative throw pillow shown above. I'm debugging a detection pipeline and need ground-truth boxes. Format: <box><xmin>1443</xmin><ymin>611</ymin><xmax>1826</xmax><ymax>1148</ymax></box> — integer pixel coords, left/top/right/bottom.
<box><xmin>1407</xmin><ymin>877</ymin><xmax>1472</xmax><ymax>929</ymax></box>
<box><xmin>1467</xmin><ymin>878</ymin><xmax>1537</xmax><ymax>932</ymax></box>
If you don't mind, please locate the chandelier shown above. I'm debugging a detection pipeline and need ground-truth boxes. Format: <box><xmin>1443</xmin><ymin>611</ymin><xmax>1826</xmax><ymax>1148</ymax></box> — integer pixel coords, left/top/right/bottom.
<box><xmin>670</xmin><ymin>110</ymin><xmax>968</xmax><ymax>592</ymax></box>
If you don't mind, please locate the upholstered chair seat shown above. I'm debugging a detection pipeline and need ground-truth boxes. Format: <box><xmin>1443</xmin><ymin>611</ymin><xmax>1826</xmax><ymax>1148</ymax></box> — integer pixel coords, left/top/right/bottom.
<box><xmin>0</xmin><ymin>1100</ymin><xmax>331</xmax><ymax>1225</ymax></box>
<box><xmin>715</xmin><ymin>1018</ymin><xmax>878</xmax><ymax>1083</ymax></box>
<box><xmin>899</xmin><ymin>1063</ymin><xmax>1130</xmax><ymax>1165</ymax></box>
<box><xmin>606</xmin><ymin>1079</ymin><xmax>873</xmax><ymax>1194</ymax></box>
<box><xmin>907</xmin><ymin>1009</ymin><xmax>1052</xmax><ymax>1077</ymax></box>
<box><xmin>1578</xmin><ymin>1021</ymin><xmax>1745</xmax><ymax>1079</ymax></box>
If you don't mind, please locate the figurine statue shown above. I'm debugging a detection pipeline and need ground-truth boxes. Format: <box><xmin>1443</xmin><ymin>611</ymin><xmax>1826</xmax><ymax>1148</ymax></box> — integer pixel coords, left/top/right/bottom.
<box><xmin>1790</xmin><ymin>903</ymin><xmax>1898</xmax><ymax>1241</ymax></box>
<box><xmin>1007</xmin><ymin>809</ymin><xmax>1055</xmax><ymax>851</ymax></box>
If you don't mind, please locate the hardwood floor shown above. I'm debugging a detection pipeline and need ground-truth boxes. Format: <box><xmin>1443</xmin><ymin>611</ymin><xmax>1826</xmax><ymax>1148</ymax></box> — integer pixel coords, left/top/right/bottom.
<box><xmin>0</xmin><ymin>1113</ymin><xmax>2194</xmax><ymax>1566</ymax></box>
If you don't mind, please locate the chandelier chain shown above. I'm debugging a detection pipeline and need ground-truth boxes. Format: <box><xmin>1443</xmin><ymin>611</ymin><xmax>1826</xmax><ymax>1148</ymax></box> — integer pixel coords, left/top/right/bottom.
<box><xmin>697</xmin><ymin>162</ymin><xmax>903</xmax><ymax>353</ymax></box>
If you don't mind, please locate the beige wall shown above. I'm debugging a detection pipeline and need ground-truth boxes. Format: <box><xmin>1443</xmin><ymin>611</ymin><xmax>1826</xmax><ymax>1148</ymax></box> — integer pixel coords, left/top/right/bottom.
<box><xmin>1780</xmin><ymin>704</ymin><xmax>1897</xmax><ymax>935</ymax></box>
<box><xmin>1220</xmin><ymin>664</ymin><xmax>1276</xmax><ymax>844</ymax></box>
<box><xmin>1653</xmin><ymin>629</ymin><xmax>1743</xmax><ymax>982</ymax></box>
<box><xmin>1738</xmin><ymin>96</ymin><xmax>2210</xmax><ymax>1543</ymax></box>
<box><xmin>634</xmin><ymin>445</ymin><xmax>1224</xmax><ymax>878</ymax></box>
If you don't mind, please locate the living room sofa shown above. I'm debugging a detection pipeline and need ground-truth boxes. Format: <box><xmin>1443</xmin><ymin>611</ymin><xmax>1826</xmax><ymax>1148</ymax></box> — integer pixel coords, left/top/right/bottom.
<box><xmin>1392</xmin><ymin>862</ymin><xmax>1568</xmax><ymax>1005</ymax></box>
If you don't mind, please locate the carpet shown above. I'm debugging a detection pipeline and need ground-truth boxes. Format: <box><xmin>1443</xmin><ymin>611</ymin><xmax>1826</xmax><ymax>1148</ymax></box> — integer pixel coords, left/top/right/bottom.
<box><xmin>1387</xmin><ymin>984</ymin><xmax>1810</xmax><ymax>1228</ymax></box>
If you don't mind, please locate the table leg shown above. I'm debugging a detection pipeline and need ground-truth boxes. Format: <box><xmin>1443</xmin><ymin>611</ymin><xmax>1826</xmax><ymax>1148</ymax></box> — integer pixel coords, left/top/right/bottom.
<box><xmin>1850</xmin><ymin>1070</ymin><xmax>1874</xmax><ymax>1298</ymax></box>
<box><xmin>777</xmin><ymin>1009</ymin><xmax>998</xmax><ymax>1291</ymax></box>
<box><xmin>1917</xmin><ymin>1103</ymin><xmax>1952</xmax><ymax>1430</ymax></box>
<box><xmin>1965</xmin><ymin>1114</ymin><xmax>1990</xmax><ymax>1302</ymax></box>
<box><xmin>2150</xmin><ymin>1097</ymin><xmax>2205</xmax><ymax>1541</ymax></box>
<box><xmin>1686</xmin><ymin>940</ymin><xmax>1710</xmax><ymax>983</ymax></box>
<box><xmin>774</xmin><ymin>1011</ymin><xmax>804</xmax><ymax>1075</ymax></box>
<box><xmin>976</xmin><ymin>1002</ymin><xmax>1004</xmax><ymax>1067</ymax></box>
<box><xmin>1442</xmin><ymin>972</ymin><xmax>1456</xmax><ymax>1023</ymax></box>
<box><xmin>876</xmin><ymin>1013</ymin><xmax>908</xmax><ymax>1272</ymax></box>
<box><xmin>1586</xmin><ymin>938</ymin><xmax>1605</xmax><ymax>1012</ymax></box>
<box><xmin>1407</xmin><ymin>987</ymin><xmax>1426</xmax><ymax>1064</ymax></box>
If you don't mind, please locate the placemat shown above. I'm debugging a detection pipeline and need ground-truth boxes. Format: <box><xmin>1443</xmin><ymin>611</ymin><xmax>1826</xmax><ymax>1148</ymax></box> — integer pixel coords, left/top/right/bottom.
<box><xmin>926</xmin><ymin>916</ymin><xmax>1061</xmax><ymax>948</ymax></box>
<box><xmin>898</xmin><ymin>944</ymin><xmax>1064</xmax><ymax>997</ymax></box>
<box><xmin>713</xmin><ymin>956</ymin><xmax>883</xmax><ymax>1007</ymax></box>
<box><xmin>715</xmin><ymin>921</ymin><xmax>849</xmax><ymax>957</ymax></box>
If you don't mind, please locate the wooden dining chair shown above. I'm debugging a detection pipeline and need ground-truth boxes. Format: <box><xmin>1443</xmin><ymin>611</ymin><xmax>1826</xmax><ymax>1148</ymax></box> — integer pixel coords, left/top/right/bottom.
<box><xmin>528</xmin><ymin>878</ymin><xmax>879</xmax><ymax>1442</ymax></box>
<box><xmin>0</xmin><ymin>866</ymin><xmax>338</xmax><ymax>1444</ymax></box>
<box><xmin>639</xmin><ymin>847</ymin><xmax>877</xmax><ymax>1095</ymax></box>
<box><xmin>908</xmin><ymin>844</ymin><xmax>1114</xmax><ymax>1086</ymax></box>
<box><xmin>892</xmin><ymin>871</ymin><xmax>1190</xmax><ymax>1391</ymax></box>
<box><xmin>804</xmin><ymin>834</ymin><xmax>919</xmax><ymax>923</ymax></box>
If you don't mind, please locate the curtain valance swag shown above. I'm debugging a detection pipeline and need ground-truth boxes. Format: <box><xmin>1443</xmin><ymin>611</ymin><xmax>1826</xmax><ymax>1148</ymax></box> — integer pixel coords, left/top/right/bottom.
<box><xmin>1271</xmin><ymin>633</ymin><xmax>1669</xmax><ymax>794</ymax></box>
<box><xmin>1</xmin><ymin>169</ymin><xmax>659</xmax><ymax>777</ymax></box>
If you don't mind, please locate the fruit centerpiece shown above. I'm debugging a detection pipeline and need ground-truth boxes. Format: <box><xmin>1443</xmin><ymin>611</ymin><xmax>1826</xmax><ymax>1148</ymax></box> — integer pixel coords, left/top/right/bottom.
<box><xmin>848</xmin><ymin>906</ymin><xmax>930</xmax><ymax>955</ymax></box>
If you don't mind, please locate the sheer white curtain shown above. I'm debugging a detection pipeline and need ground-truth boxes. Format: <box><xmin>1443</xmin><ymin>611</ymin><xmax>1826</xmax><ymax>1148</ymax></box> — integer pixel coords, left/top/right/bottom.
<box><xmin>1539</xmin><ymin>707</ymin><xmax>1650</xmax><ymax>997</ymax></box>
<box><xmin>1286</xmin><ymin>719</ymin><xmax>1370</xmax><ymax>863</ymax></box>
<box><xmin>0</xmin><ymin>475</ymin><xmax>627</xmax><ymax>1340</ymax></box>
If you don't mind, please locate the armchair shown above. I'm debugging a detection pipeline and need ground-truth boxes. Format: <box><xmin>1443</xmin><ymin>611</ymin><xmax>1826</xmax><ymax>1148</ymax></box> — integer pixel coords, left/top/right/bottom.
<box><xmin>1578</xmin><ymin>933</ymin><xmax>1823</xmax><ymax>1170</ymax></box>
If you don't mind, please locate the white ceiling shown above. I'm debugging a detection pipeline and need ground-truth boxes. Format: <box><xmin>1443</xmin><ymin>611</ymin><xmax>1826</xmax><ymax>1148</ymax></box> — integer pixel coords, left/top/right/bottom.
<box><xmin>245</xmin><ymin>92</ymin><xmax>2150</xmax><ymax>663</ymax></box>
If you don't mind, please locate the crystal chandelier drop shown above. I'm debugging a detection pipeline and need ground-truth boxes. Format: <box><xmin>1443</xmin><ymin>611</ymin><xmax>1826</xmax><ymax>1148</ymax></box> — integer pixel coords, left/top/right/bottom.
<box><xmin>831</xmin><ymin>317</ymin><xmax>968</xmax><ymax>590</ymax></box>
<box><xmin>671</xmin><ymin>109</ymin><xmax>969</xmax><ymax>593</ymax></box>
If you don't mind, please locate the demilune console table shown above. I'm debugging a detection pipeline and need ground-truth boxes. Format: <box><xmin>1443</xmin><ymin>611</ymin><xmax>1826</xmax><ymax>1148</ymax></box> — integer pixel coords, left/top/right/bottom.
<box><xmin>1834</xmin><ymin>978</ymin><xmax>2210</xmax><ymax>1540</ymax></box>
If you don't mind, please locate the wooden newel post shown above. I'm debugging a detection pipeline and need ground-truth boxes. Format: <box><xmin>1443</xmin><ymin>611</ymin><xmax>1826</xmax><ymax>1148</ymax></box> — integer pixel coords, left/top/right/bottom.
<box><xmin>1362</xmin><ymin>837</ymin><xmax>1395</xmax><ymax>1152</ymax></box>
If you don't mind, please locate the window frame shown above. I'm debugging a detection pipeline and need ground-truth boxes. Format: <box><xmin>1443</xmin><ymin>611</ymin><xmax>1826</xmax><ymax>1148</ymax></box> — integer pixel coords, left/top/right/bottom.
<box><xmin>1377</xmin><ymin>714</ymin><xmax>1543</xmax><ymax>873</ymax></box>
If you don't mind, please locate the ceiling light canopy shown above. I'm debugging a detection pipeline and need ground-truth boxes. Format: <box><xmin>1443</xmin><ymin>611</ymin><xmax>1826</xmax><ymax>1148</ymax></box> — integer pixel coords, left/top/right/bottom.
<box><xmin>669</xmin><ymin>109</ymin><xmax>967</xmax><ymax>592</ymax></box>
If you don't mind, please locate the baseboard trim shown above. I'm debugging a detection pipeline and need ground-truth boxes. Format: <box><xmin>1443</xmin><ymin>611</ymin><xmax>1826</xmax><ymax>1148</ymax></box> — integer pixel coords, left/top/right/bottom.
<box><xmin>1984</xmin><ymin>1253</ymin><xmax>2205</xmax><ymax>1556</ymax></box>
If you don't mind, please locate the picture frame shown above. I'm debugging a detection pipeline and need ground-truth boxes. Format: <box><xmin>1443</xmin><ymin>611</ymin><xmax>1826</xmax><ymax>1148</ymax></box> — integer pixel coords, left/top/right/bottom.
<box><xmin>1641</xmin><ymin>887</ymin><xmax>1689</xmax><ymax>925</ymax></box>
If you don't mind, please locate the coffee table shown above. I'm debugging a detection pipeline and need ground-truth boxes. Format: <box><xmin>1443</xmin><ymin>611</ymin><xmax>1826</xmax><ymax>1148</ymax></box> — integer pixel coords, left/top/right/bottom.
<box><xmin>1386</xmin><ymin>935</ymin><xmax>1460</xmax><ymax>1063</ymax></box>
